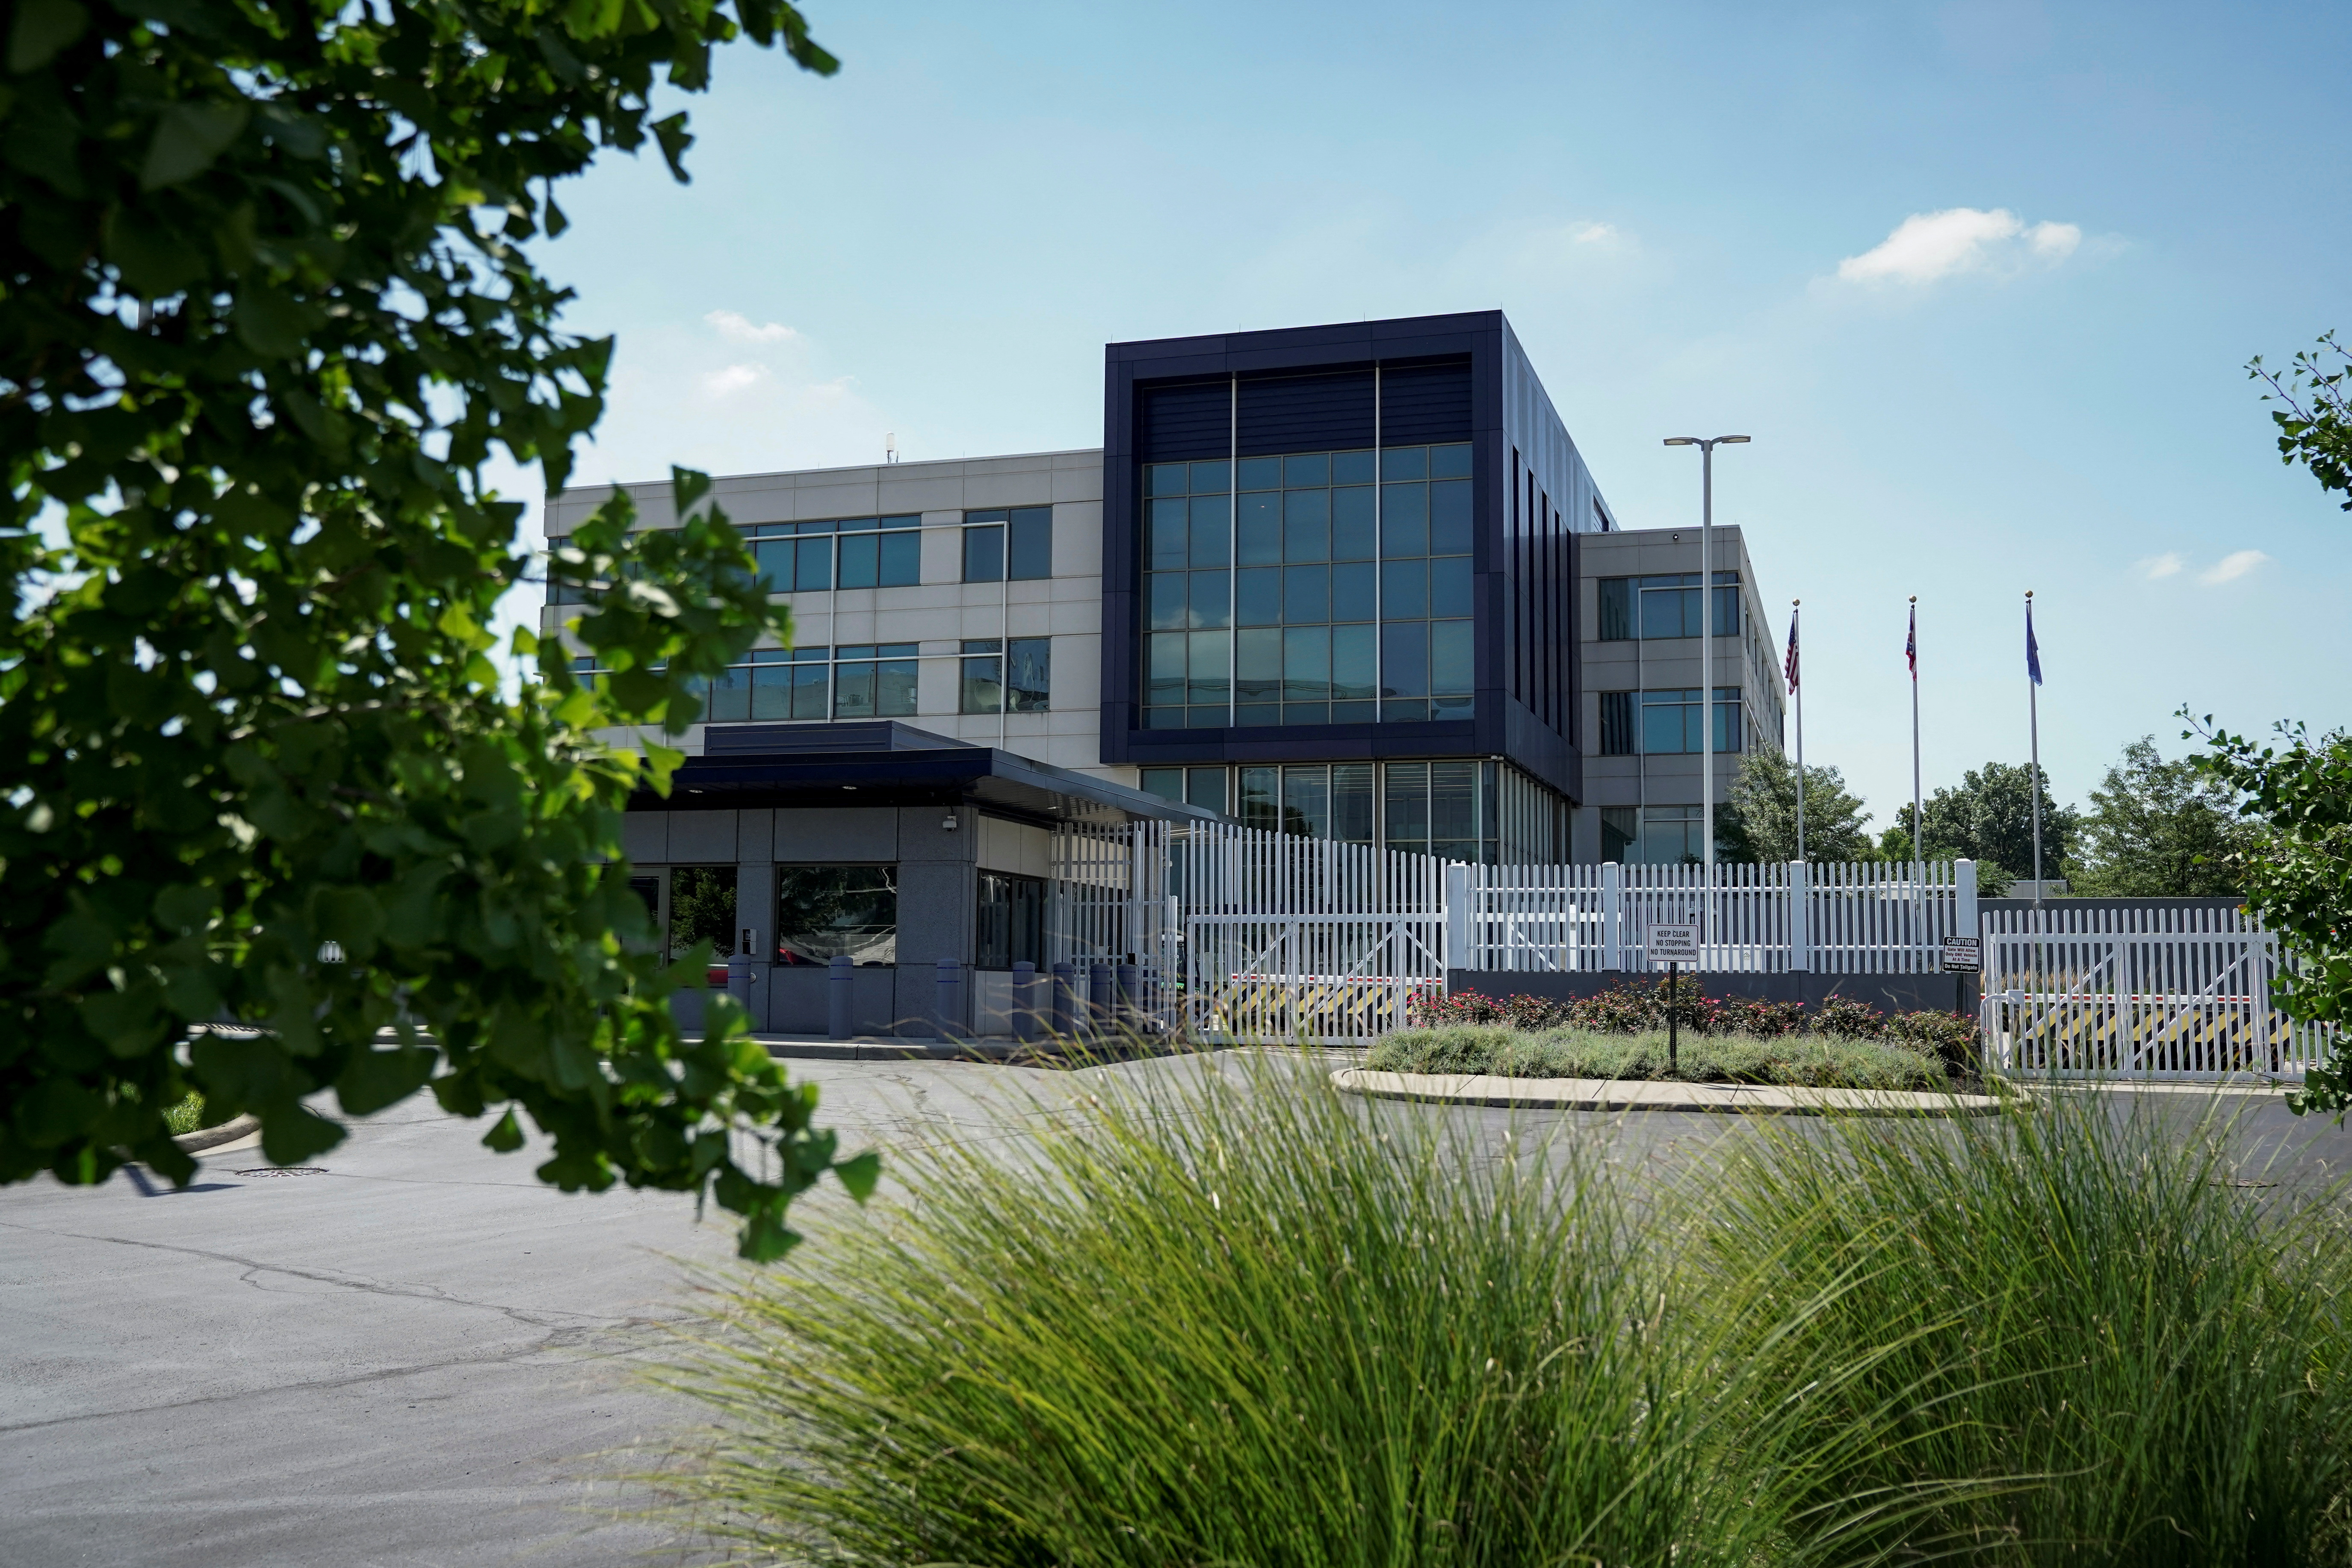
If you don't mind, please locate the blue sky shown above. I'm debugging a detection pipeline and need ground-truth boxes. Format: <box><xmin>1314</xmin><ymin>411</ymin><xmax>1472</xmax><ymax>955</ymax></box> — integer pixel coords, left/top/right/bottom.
<box><xmin>500</xmin><ymin>0</ymin><xmax>2352</xmax><ymax>829</ymax></box>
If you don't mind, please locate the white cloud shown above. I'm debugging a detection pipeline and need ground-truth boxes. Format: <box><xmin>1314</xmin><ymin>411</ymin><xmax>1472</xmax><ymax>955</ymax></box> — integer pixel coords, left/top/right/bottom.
<box><xmin>701</xmin><ymin>363</ymin><xmax>768</xmax><ymax>397</ymax></box>
<box><xmin>1567</xmin><ymin>221</ymin><xmax>1619</xmax><ymax>246</ymax></box>
<box><xmin>2135</xmin><ymin>552</ymin><xmax>2184</xmax><ymax>580</ymax></box>
<box><xmin>2026</xmin><ymin>220</ymin><xmax>2080</xmax><ymax>260</ymax></box>
<box><xmin>2198</xmin><ymin>549</ymin><xmax>2269</xmax><ymax>585</ymax></box>
<box><xmin>1836</xmin><ymin>207</ymin><xmax>2083</xmax><ymax>284</ymax></box>
<box><xmin>704</xmin><ymin>309</ymin><xmax>797</xmax><ymax>344</ymax></box>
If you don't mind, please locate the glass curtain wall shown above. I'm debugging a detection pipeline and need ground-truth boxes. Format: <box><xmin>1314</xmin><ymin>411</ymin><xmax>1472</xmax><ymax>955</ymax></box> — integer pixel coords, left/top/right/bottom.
<box><xmin>1143</xmin><ymin>439</ymin><xmax>1474</xmax><ymax>729</ymax></box>
<box><xmin>1142</xmin><ymin>758</ymin><xmax>1523</xmax><ymax>863</ymax></box>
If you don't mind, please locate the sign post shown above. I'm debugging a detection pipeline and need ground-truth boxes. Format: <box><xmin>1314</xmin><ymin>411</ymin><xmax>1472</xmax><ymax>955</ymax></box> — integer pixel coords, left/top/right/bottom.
<box><xmin>1648</xmin><ymin>922</ymin><xmax>1701</xmax><ymax>1075</ymax></box>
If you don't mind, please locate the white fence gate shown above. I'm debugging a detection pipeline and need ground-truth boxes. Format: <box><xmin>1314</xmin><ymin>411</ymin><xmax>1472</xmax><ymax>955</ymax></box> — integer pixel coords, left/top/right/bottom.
<box><xmin>1177</xmin><ymin>823</ymin><xmax>1449</xmax><ymax>1041</ymax></box>
<box><xmin>1980</xmin><ymin>905</ymin><xmax>2330</xmax><ymax>1081</ymax></box>
<box><xmin>1448</xmin><ymin>860</ymin><xmax>1977</xmax><ymax>975</ymax></box>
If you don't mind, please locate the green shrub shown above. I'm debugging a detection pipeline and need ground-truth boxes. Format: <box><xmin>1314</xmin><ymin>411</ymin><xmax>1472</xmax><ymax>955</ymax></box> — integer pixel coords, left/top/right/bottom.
<box><xmin>1366</xmin><ymin>1024</ymin><xmax>1947</xmax><ymax>1090</ymax></box>
<box><xmin>1410</xmin><ymin>980</ymin><xmax>1982</xmax><ymax>1063</ymax></box>
<box><xmin>655</xmin><ymin>1055</ymin><xmax>1847</xmax><ymax>1567</ymax></box>
<box><xmin>1700</xmin><ymin>1091</ymin><xmax>2352</xmax><ymax>1565</ymax></box>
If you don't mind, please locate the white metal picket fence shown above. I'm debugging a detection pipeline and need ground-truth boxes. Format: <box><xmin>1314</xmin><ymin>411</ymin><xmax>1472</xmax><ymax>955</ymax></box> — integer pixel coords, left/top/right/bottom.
<box><xmin>1980</xmin><ymin>905</ymin><xmax>2330</xmax><ymax>1081</ymax></box>
<box><xmin>1044</xmin><ymin>822</ymin><xmax>2330</xmax><ymax>1077</ymax></box>
<box><xmin>1446</xmin><ymin>860</ymin><xmax>1977</xmax><ymax>976</ymax></box>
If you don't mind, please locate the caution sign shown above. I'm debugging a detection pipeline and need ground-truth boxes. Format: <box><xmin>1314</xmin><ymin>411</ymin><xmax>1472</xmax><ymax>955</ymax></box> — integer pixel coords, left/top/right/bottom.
<box><xmin>1941</xmin><ymin>936</ymin><xmax>1982</xmax><ymax>973</ymax></box>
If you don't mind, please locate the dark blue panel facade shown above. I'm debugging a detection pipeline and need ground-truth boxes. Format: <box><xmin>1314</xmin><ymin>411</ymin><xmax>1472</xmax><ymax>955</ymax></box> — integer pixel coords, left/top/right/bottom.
<box><xmin>1139</xmin><ymin>380</ymin><xmax>1231</xmax><ymax>463</ymax></box>
<box><xmin>1100</xmin><ymin>311</ymin><xmax>1606</xmax><ymax>804</ymax></box>
<box><xmin>1377</xmin><ymin>358</ymin><xmax>1474</xmax><ymax>444</ymax></box>
<box><xmin>1235</xmin><ymin>369</ymin><xmax>1375</xmax><ymax>456</ymax></box>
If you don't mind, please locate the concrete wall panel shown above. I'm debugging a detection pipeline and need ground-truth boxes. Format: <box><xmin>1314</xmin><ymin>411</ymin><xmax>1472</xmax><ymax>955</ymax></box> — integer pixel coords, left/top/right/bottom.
<box><xmin>665</xmin><ymin>809</ymin><xmax>739</xmax><ymax>864</ymax></box>
<box><xmin>621</xmin><ymin>813</ymin><xmax>668</xmax><ymax>863</ymax></box>
<box><xmin>771</xmin><ymin>807</ymin><xmax>898</xmax><ymax>863</ymax></box>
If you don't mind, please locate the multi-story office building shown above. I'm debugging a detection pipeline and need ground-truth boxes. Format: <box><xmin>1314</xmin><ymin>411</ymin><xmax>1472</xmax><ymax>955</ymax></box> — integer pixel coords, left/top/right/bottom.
<box><xmin>543</xmin><ymin>311</ymin><xmax>1784</xmax><ymax>1031</ymax></box>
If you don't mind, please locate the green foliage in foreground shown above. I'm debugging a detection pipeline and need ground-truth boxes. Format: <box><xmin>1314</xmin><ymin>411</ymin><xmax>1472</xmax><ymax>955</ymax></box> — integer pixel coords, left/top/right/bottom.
<box><xmin>2253</xmin><ymin>333</ymin><xmax>2352</xmax><ymax>511</ymax></box>
<box><xmin>659</xmin><ymin>1062</ymin><xmax>2352</xmax><ymax>1566</ymax></box>
<box><xmin>2188</xmin><ymin>712</ymin><xmax>2352</xmax><ymax>1118</ymax></box>
<box><xmin>1367</xmin><ymin>1024</ymin><xmax>1946</xmax><ymax>1090</ymax></box>
<box><xmin>1705</xmin><ymin>1091</ymin><xmax>2352</xmax><ymax>1565</ymax></box>
<box><xmin>0</xmin><ymin>0</ymin><xmax>875</xmax><ymax>1254</ymax></box>
<box><xmin>657</xmin><ymin>1056</ymin><xmax>1878</xmax><ymax>1567</ymax></box>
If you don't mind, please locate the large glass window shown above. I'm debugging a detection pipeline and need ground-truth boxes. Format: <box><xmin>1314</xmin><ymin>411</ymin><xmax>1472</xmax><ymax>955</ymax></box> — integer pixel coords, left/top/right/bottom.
<box><xmin>747</xmin><ymin>516</ymin><xmax>920</xmax><ymax>593</ymax></box>
<box><xmin>1143</xmin><ymin>443</ymin><xmax>1471</xmax><ymax>729</ymax></box>
<box><xmin>1637</xmin><ymin>687</ymin><xmax>1744</xmax><ymax>754</ymax></box>
<box><xmin>1594</xmin><ymin>573</ymin><xmax>1741</xmax><ymax>641</ymax></box>
<box><xmin>975</xmin><ymin>871</ymin><xmax>1045</xmax><ymax>969</ymax></box>
<box><xmin>961</xmin><ymin>637</ymin><xmax>1051</xmax><ymax>715</ymax></box>
<box><xmin>774</xmin><ymin>865</ymin><xmax>896</xmax><ymax>965</ymax></box>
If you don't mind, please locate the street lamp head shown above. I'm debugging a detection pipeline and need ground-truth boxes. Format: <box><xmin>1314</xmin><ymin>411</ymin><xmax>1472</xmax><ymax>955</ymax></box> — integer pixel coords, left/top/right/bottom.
<box><xmin>1662</xmin><ymin>437</ymin><xmax>1699</xmax><ymax>447</ymax></box>
<box><xmin>1719</xmin><ymin>435</ymin><xmax>1752</xmax><ymax>444</ymax></box>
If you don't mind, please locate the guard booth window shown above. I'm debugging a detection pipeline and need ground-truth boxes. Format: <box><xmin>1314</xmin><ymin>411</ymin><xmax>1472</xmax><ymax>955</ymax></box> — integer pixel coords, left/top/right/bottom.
<box><xmin>975</xmin><ymin>871</ymin><xmax>1045</xmax><ymax>969</ymax></box>
<box><xmin>665</xmin><ymin>866</ymin><xmax>736</xmax><ymax>972</ymax></box>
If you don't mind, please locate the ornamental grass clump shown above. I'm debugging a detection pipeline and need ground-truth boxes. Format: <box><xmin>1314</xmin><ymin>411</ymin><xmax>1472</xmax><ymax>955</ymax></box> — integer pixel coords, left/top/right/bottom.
<box><xmin>1700</xmin><ymin>1090</ymin><xmax>2352</xmax><ymax>1565</ymax></box>
<box><xmin>654</xmin><ymin>1052</ymin><xmax>1862</xmax><ymax>1567</ymax></box>
<box><xmin>1366</xmin><ymin>1023</ymin><xmax>1946</xmax><ymax>1090</ymax></box>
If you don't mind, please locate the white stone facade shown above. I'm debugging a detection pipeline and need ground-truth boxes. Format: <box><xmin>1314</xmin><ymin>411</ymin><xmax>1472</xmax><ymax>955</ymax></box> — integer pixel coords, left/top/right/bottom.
<box><xmin>542</xmin><ymin>449</ymin><xmax>1126</xmax><ymax>784</ymax></box>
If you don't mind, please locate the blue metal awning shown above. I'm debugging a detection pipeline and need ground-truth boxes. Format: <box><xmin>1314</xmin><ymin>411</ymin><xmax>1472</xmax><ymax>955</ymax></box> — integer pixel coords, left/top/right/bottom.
<box><xmin>639</xmin><ymin>722</ymin><xmax>1222</xmax><ymax>827</ymax></box>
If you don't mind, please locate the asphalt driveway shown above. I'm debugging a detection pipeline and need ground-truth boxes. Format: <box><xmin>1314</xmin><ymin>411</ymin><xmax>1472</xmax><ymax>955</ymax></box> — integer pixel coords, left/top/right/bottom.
<box><xmin>4</xmin><ymin>1056</ymin><xmax>2347</xmax><ymax>1567</ymax></box>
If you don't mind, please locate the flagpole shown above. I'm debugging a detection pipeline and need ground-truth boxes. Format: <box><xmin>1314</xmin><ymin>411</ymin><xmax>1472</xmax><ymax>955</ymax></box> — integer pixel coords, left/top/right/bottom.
<box><xmin>1791</xmin><ymin>599</ymin><xmax>1805</xmax><ymax>865</ymax></box>
<box><xmin>1909</xmin><ymin>596</ymin><xmax>1922</xmax><ymax>877</ymax></box>
<box><xmin>2028</xmin><ymin>591</ymin><xmax>2043</xmax><ymax>915</ymax></box>
<box><xmin>2027</xmin><ymin>590</ymin><xmax>2044</xmax><ymax>1066</ymax></box>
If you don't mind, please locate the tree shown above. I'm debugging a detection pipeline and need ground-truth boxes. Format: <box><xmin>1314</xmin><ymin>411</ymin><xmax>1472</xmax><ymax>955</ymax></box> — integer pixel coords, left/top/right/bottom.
<box><xmin>2251</xmin><ymin>334</ymin><xmax>2352</xmax><ymax>511</ymax></box>
<box><xmin>2192</xmin><ymin>336</ymin><xmax>2352</xmax><ymax>1116</ymax></box>
<box><xmin>2187</xmin><ymin>715</ymin><xmax>2352</xmax><ymax>1113</ymax></box>
<box><xmin>1891</xmin><ymin>763</ymin><xmax>2076</xmax><ymax>885</ymax></box>
<box><xmin>1</xmin><ymin>0</ymin><xmax>874</xmax><ymax>1257</ymax></box>
<box><xmin>1716</xmin><ymin>750</ymin><xmax>1877</xmax><ymax>863</ymax></box>
<box><xmin>2069</xmin><ymin>736</ymin><xmax>2255</xmax><ymax>896</ymax></box>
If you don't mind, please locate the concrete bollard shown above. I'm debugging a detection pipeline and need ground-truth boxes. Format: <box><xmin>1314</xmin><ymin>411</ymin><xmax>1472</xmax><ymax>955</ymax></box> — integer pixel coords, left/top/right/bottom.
<box><xmin>1012</xmin><ymin>960</ymin><xmax>1040</xmax><ymax>1043</ymax></box>
<box><xmin>1115</xmin><ymin>962</ymin><xmax>1140</xmax><ymax>1033</ymax></box>
<box><xmin>1051</xmin><ymin>961</ymin><xmax>1077</xmax><ymax>1038</ymax></box>
<box><xmin>934</xmin><ymin>959</ymin><xmax>964</xmax><ymax>1043</ymax></box>
<box><xmin>827</xmin><ymin>953</ymin><xmax>853</xmax><ymax>1040</ymax></box>
<box><xmin>1086</xmin><ymin>963</ymin><xmax>1113</xmax><ymax>1039</ymax></box>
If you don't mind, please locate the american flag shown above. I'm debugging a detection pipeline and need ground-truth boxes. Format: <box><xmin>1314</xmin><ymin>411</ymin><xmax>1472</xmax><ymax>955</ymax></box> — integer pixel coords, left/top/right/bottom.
<box><xmin>1784</xmin><ymin>608</ymin><xmax>1799</xmax><ymax>693</ymax></box>
<box><xmin>1906</xmin><ymin>602</ymin><xmax>1917</xmax><ymax>679</ymax></box>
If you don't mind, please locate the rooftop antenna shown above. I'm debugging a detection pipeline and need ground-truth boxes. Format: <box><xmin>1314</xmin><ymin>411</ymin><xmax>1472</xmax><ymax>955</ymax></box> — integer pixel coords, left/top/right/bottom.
<box><xmin>884</xmin><ymin>431</ymin><xmax>898</xmax><ymax>465</ymax></box>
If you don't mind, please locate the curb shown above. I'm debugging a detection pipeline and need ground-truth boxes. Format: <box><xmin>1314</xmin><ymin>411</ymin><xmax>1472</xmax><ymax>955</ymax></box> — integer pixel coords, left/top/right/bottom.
<box><xmin>759</xmin><ymin>1036</ymin><xmax>1194</xmax><ymax>1068</ymax></box>
<box><xmin>1332</xmin><ymin>1067</ymin><xmax>2004</xmax><ymax>1118</ymax></box>
<box><xmin>173</xmin><ymin>1113</ymin><xmax>262</xmax><ymax>1153</ymax></box>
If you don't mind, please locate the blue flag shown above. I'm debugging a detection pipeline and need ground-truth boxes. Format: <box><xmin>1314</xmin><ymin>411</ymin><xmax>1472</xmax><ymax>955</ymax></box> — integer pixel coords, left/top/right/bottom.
<box><xmin>2027</xmin><ymin>599</ymin><xmax>2043</xmax><ymax>687</ymax></box>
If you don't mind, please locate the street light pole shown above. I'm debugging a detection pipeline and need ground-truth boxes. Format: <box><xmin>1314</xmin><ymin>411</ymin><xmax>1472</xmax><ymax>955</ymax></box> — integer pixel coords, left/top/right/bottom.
<box><xmin>1662</xmin><ymin>435</ymin><xmax>1751</xmax><ymax>873</ymax></box>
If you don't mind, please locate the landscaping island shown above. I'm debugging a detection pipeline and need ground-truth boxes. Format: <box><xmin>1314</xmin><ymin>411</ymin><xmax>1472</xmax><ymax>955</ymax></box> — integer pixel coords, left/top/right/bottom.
<box><xmin>1374</xmin><ymin>979</ymin><xmax>1980</xmax><ymax>1090</ymax></box>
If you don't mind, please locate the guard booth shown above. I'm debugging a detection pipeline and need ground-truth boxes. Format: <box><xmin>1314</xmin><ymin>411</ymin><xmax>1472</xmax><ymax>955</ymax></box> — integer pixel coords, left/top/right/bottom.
<box><xmin>624</xmin><ymin>721</ymin><xmax>1214</xmax><ymax>1038</ymax></box>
